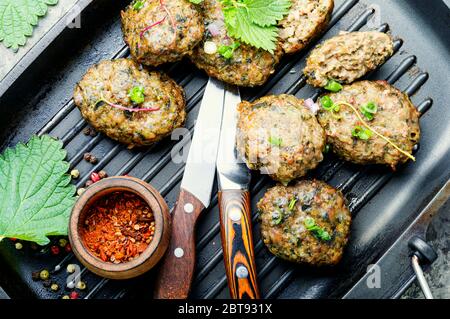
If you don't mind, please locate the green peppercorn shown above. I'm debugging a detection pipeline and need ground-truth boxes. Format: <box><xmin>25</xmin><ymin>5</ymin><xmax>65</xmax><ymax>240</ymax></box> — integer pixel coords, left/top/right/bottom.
<box><xmin>66</xmin><ymin>264</ymin><xmax>76</xmax><ymax>274</ymax></box>
<box><xmin>62</xmin><ymin>295</ymin><xmax>70</xmax><ymax>299</ymax></box>
<box><xmin>39</xmin><ymin>269</ymin><xmax>50</xmax><ymax>281</ymax></box>
<box><xmin>76</xmin><ymin>281</ymin><xmax>87</xmax><ymax>290</ymax></box>
<box><xmin>58</xmin><ymin>238</ymin><xmax>68</xmax><ymax>248</ymax></box>
<box><xmin>15</xmin><ymin>242</ymin><xmax>23</xmax><ymax>250</ymax></box>
<box><xmin>70</xmin><ymin>169</ymin><xmax>80</xmax><ymax>179</ymax></box>
<box><xmin>51</xmin><ymin>283</ymin><xmax>59</xmax><ymax>292</ymax></box>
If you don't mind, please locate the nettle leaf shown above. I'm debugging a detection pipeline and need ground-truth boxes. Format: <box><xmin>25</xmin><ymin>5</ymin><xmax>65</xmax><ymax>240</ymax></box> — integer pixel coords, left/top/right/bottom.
<box><xmin>246</xmin><ymin>0</ymin><xmax>292</xmax><ymax>27</ymax></box>
<box><xmin>0</xmin><ymin>0</ymin><xmax>59</xmax><ymax>51</ymax></box>
<box><xmin>227</xmin><ymin>8</ymin><xmax>278</xmax><ymax>53</ymax></box>
<box><xmin>0</xmin><ymin>135</ymin><xmax>76</xmax><ymax>245</ymax></box>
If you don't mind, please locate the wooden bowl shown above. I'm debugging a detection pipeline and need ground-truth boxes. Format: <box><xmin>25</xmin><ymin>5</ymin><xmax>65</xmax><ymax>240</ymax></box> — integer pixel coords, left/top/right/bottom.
<box><xmin>68</xmin><ymin>176</ymin><xmax>171</xmax><ymax>279</ymax></box>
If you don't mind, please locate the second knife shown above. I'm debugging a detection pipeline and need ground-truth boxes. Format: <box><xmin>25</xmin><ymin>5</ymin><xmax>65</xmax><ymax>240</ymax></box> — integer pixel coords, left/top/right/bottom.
<box><xmin>216</xmin><ymin>85</ymin><xmax>260</xmax><ymax>299</ymax></box>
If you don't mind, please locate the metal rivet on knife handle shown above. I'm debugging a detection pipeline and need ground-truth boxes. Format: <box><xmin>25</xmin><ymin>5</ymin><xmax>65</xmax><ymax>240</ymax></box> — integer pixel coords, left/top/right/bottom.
<box><xmin>184</xmin><ymin>203</ymin><xmax>194</xmax><ymax>214</ymax></box>
<box><xmin>236</xmin><ymin>266</ymin><xmax>249</xmax><ymax>279</ymax></box>
<box><xmin>174</xmin><ymin>247</ymin><xmax>184</xmax><ymax>258</ymax></box>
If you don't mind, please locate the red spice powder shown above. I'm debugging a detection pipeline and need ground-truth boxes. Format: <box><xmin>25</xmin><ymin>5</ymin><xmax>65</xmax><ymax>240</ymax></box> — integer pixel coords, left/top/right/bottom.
<box><xmin>80</xmin><ymin>191</ymin><xmax>155</xmax><ymax>263</ymax></box>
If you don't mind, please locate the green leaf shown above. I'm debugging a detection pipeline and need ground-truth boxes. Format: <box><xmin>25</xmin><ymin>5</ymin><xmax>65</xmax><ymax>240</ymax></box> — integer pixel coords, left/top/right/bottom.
<box><xmin>245</xmin><ymin>0</ymin><xmax>291</xmax><ymax>27</ymax></box>
<box><xmin>0</xmin><ymin>135</ymin><xmax>76</xmax><ymax>245</ymax></box>
<box><xmin>0</xmin><ymin>0</ymin><xmax>59</xmax><ymax>51</ymax></box>
<box><xmin>229</xmin><ymin>8</ymin><xmax>278</xmax><ymax>53</ymax></box>
<box><xmin>188</xmin><ymin>0</ymin><xmax>203</xmax><ymax>4</ymax></box>
<box><xmin>220</xmin><ymin>0</ymin><xmax>287</xmax><ymax>53</ymax></box>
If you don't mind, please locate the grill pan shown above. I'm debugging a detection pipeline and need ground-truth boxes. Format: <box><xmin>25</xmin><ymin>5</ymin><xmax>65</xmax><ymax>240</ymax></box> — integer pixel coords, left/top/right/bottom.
<box><xmin>0</xmin><ymin>0</ymin><xmax>449</xmax><ymax>299</ymax></box>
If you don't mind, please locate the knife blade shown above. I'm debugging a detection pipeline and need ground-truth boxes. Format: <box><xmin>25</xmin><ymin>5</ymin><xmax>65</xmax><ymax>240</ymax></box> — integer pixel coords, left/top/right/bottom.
<box><xmin>216</xmin><ymin>85</ymin><xmax>261</xmax><ymax>299</ymax></box>
<box><xmin>154</xmin><ymin>78</ymin><xmax>225</xmax><ymax>299</ymax></box>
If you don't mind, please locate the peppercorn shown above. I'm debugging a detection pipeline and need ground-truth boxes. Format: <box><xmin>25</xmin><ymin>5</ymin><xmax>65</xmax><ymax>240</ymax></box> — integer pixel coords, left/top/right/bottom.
<box><xmin>31</xmin><ymin>271</ymin><xmax>41</xmax><ymax>281</ymax></box>
<box><xmin>76</xmin><ymin>281</ymin><xmax>87</xmax><ymax>290</ymax></box>
<box><xmin>85</xmin><ymin>180</ymin><xmax>93</xmax><ymax>187</ymax></box>
<box><xmin>89</xmin><ymin>130</ymin><xmax>97</xmax><ymax>137</ymax></box>
<box><xmin>15</xmin><ymin>242</ymin><xmax>23</xmax><ymax>250</ymax></box>
<box><xmin>62</xmin><ymin>295</ymin><xmax>70</xmax><ymax>299</ymax></box>
<box><xmin>58</xmin><ymin>238</ymin><xmax>68</xmax><ymax>248</ymax></box>
<box><xmin>82</xmin><ymin>127</ymin><xmax>91</xmax><ymax>136</ymax></box>
<box><xmin>89</xmin><ymin>155</ymin><xmax>98</xmax><ymax>164</ymax></box>
<box><xmin>70</xmin><ymin>169</ymin><xmax>80</xmax><ymax>179</ymax></box>
<box><xmin>98</xmin><ymin>170</ymin><xmax>108</xmax><ymax>179</ymax></box>
<box><xmin>51</xmin><ymin>245</ymin><xmax>60</xmax><ymax>255</ymax></box>
<box><xmin>39</xmin><ymin>269</ymin><xmax>50</xmax><ymax>280</ymax></box>
<box><xmin>70</xmin><ymin>291</ymin><xmax>79</xmax><ymax>299</ymax></box>
<box><xmin>43</xmin><ymin>280</ymin><xmax>52</xmax><ymax>288</ymax></box>
<box><xmin>90</xmin><ymin>172</ymin><xmax>100</xmax><ymax>183</ymax></box>
<box><xmin>65</xmin><ymin>243</ymin><xmax>72</xmax><ymax>253</ymax></box>
<box><xmin>83</xmin><ymin>153</ymin><xmax>92</xmax><ymax>162</ymax></box>
<box><xmin>51</xmin><ymin>283</ymin><xmax>59</xmax><ymax>292</ymax></box>
<box><xmin>77</xmin><ymin>188</ymin><xmax>86</xmax><ymax>196</ymax></box>
<box><xmin>67</xmin><ymin>264</ymin><xmax>76</xmax><ymax>274</ymax></box>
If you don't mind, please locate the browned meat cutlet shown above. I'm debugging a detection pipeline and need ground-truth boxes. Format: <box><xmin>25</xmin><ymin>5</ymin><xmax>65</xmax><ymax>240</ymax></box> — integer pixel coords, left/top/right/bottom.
<box><xmin>279</xmin><ymin>0</ymin><xmax>334</xmax><ymax>54</ymax></box>
<box><xmin>258</xmin><ymin>180</ymin><xmax>351</xmax><ymax>266</ymax></box>
<box><xmin>236</xmin><ymin>94</ymin><xmax>326</xmax><ymax>184</ymax></box>
<box><xmin>304</xmin><ymin>31</ymin><xmax>394</xmax><ymax>87</ymax></box>
<box><xmin>317</xmin><ymin>80</ymin><xmax>420</xmax><ymax>169</ymax></box>
<box><xmin>189</xmin><ymin>0</ymin><xmax>283</xmax><ymax>87</ymax></box>
<box><xmin>121</xmin><ymin>0</ymin><xmax>204</xmax><ymax>66</ymax></box>
<box><xmin>73</xmin><ymin>59</ymin><xmax>186</xmax><ymax>147</ymax></box>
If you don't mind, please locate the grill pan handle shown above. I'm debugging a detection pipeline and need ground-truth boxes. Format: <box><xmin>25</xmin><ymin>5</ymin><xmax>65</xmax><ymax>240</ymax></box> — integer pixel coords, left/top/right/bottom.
<box><xmin>219</xmin><ymin>189</ymin><xmax>261</xmax><ymax>299</ymax></box>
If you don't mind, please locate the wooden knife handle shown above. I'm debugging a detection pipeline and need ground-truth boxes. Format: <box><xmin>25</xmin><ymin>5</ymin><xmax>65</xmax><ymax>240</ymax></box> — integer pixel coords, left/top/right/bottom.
<box><xmin>219</xmin><ymin>189</ymin><xmax>261</xmax><ymax>299</ymax></box>
<box><xmin>154</xmin><ymin>188</ymin><xmax>205</xmax><ymax>299</ymax></box>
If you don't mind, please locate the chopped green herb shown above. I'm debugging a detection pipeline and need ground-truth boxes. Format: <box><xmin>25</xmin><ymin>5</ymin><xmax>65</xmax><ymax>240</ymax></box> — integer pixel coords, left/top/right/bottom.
<box><xmin>272</xmin><ymin>211</ymin><xmax>283</xmax><ymax>225</ymax></box>
<box><xmin>269</xmin><ymin>136</ymin><xmax>283</xmax><ymax>147</ymax></box>
<box><xmin>288</xmin><ymin>197</ymin><xmax>297</xmax><ymax>211</ymax></box>
<box><xmin>188</xmin><ymin>0</ymin><xmax>203</xmax><ymax>4</ymax></box>
<box><xmin>132</xmin><ymin>0</ymin><xmax>145</xmax><ymax>10</ymax></box>
<box><xmin>324</xmin><ymin>80</ymin><xmax>343</xmax><ymax>92</ymax></box>
<box><xmin>218</xmin><ymin>41</ymin><xmax>240</xmax><ymax>59</ymax></box>
<box><xmin>128</xmin><ymin>86</ymin><xmax>145</xmax><ymax>104</ymax></box>
<box><xmin>304</xmin><ymin>217</ymin><xmax>316</xmax><ymax>229</ymax></box>
<box><xmin>320</xmin><ymin>96</ymin><xmax>334</xmax><ymax>110</ymax></box>
<box><xmin>352</xmin><ymin>126</ymin><xmax>373</xmax><ymax>140</ymax></box>
<box><xmin>320</xmin><ymin>95</ymin><xmax>341</xmax><ymax>119</ymax></box>
<box><xmin>360</xmin><ymin>102</ymin><xmax>378</xmax><ymax>121</ymax></box>
<box><xmin>304</xmin><ymin>217</ymin><xmax>331</xmax><ymax>241</ymax></box>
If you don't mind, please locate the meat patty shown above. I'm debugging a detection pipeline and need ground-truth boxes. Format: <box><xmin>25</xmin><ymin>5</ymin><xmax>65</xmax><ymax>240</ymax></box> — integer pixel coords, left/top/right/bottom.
<box><xmin>121</xmin><ymin>0</ymin><xmax>204</xmax><ymax>66</ymax></box>
<box><xmin>317</xmin><ymin>80</ymin><xmax>420</xmax><ymax>168</ymax></box>
<box><xmin>73</xmin><ymin>59</ymin><xmax>186</xmax><ymax>147</ymax></box>
<box><xmin>304</xmin><ymin>31</ymin><xmax>394</xmax><ymax>87</ymax></box>
<box><xmin>189</xmin><ymin>0</ymin><xmax>282</xmax><ymax>87</ymax></box>
<box><xmin>258</xmin><ymin>180</ymin><xmax>351</xmax><ymax>266</ymax></box>
<box><xmin>279</xmin><ymin>0</ymin><xmax>334</xmax><ymax>54</ymax></box>
<box><xmin>236</xmin><ymin>95</ymin><xmax>326</xmax><ymax>184</ymax></box>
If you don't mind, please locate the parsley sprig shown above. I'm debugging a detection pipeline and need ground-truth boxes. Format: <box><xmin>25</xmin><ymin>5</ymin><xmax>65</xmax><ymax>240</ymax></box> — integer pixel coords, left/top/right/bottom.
<box><xmin>220</xmin><ymin>0</ymin><xmax>291</xmax><ymax>53</ymax></box>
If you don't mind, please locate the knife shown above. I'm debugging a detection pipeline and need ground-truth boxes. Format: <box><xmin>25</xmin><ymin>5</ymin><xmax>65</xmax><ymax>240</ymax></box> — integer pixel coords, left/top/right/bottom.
<box><xmin>154</xmin><ymin>78</ymin><xmax>225</xmax><ymax>299</ymax></box>
<box><xmin>216</xmin><ymin>85</ymin><xmax>261</xmax><ymax>299</ymax></box>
